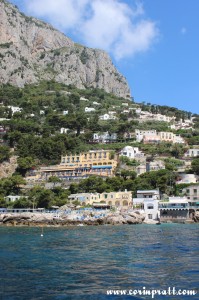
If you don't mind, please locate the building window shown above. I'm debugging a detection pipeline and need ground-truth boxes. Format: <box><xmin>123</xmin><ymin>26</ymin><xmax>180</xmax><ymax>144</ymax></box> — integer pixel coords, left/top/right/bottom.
<box><xmin>194</xmin><ymin>189</ymin><xmax>197</xmax><ymax>194</ymax></box>
<box><xmin>147</xmin><ymin>204</ymin><xmax>154</xmax><ymax>209</ymax></box>
<box><xmin>148</xmin><ymin>214</ymin><xmax>153</xmax><ymax>219</ymax></box>
<box><xmin>186</xmin><ymin>189</ymin><xmax>190</xmax><ymax>194</ymax></box>
<box><xmin>104</xmin><ymin>194</ymin><xmax>108</xmax><ymax>199</ymax></box>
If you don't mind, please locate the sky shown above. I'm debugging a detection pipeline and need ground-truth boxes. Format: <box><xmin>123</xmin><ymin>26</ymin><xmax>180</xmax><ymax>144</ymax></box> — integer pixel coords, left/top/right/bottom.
<box><xmin>8</xmin><ymin>0</ymin><xmax>199</xmax><ymax>114</ymax></box>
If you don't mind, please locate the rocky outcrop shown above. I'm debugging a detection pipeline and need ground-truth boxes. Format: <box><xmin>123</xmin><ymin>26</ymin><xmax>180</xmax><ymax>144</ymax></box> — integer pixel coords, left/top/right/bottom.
<box><xmin>0</xmin><ymin>156</ymin><xmax>18</xmax><ymax>178</ymax></box>
<box><xmin>0</xmin><ymin>209</ymin><xmax>145</xmax><ymax>226</ymax></box>
<box><xmin>0</xmin><ymin>0</ymin><xmax>130</xmax><ymax>98</ymax></box>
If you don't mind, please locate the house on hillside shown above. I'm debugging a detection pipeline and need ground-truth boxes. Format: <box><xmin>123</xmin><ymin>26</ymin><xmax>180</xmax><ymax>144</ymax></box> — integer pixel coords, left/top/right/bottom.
<box><xmin>184</xmin><ymin>149</ymin><xmax>199</xmax><ymax>157</ymax></box>
<box><xmin>85</xmin><ymin>107</ymin><xmax>95</xmax><ymax>113</ymax></box>
<box><xmin>135</xmin><ymin>129</ymin><xmax>185</xmax><ymax>144</ymax></box>
<box><xmin>119</xmin><ymin>146</ymin><xmax>144</xmax><ymax>159</ymax></box>
<box><xmin>93</xmin><ymin>132</ymin><xmax>117</xmax><ymax>143</ymax></box>
<box><xmin>8</xmin><ymin>106</ymin><xmax>22</xmax><ymax>114</ymax></box>
<box><xmin>99</xmin><ymin>113</ymin><xmax>117</xmax><ymax>120</ymax></box>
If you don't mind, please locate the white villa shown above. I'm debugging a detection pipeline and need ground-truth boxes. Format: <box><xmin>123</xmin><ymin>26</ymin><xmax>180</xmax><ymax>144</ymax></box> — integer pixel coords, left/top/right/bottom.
<box><xmin>133</xmin><ymin>189</ymin><xmax>160</xmax><ymax>221</ymax></box>
<box><xmin>99</xmin><ymin>113</ymin><xmax>117</xmax><ymax>121</ymax></box>
<box><xmin>184</xmin><ymin>149</ymin><xmax>199</xmax><ymax>157</ymax></box>
<box><xmin>85</xmin><ymin>107</ymin><xmax>95</xmax><ymax>113</ymax></box>
<box><xmin>119</xmin><ymin>146</ymin><xmax>144</xmax><ymax>159</ymax></box>
<box><xmin>135</xmin><ymin>129</ymin><xmax>185</xmax><ymax>144</ymax></box>
<box><xmin>93</xmin><ymin>132</ymin><xmax>117</xmax><ymax>143</ymax></box>
<box><xmin>63</xmin><ymin>110</ymin><xmax>68</xmax><ymax>115</ymax></box>
<box><xmin>8</xmin><ymin>106</ymin><xmax>22</xmax><ymax>114</ymax></box>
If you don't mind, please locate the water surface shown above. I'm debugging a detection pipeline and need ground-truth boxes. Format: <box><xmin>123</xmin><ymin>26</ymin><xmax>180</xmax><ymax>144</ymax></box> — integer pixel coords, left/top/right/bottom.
<box><xmin>0</xmin><ymin>224</ymin><xmax>198</xmax><ymax>299</ymax></box>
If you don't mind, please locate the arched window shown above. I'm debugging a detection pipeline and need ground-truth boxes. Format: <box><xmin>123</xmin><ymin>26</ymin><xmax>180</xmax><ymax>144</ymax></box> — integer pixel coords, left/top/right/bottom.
<box><xmin>123</xmin><ymin>200</ymin><xmax>128</xmax><ymax>206</ymax></box>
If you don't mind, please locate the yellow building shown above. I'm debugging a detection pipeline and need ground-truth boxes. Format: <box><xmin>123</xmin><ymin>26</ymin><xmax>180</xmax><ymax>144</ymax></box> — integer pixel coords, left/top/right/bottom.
<box><xmin>68</xmin><ymin>190</ymin><xmax>132</xmax><ymax>207</ymax></box>
<box><xmin>27</xmin><ymin>150</ymin><xmax>118</xmax><ymax>181</ymax></box>
<box><xmin>60</xmin><ymin>150</ymin><xmax>118</xmax><ymax>177</ymax></box>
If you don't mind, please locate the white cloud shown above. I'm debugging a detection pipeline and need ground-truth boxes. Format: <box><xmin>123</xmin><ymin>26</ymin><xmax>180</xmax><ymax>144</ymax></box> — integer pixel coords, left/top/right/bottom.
<box><xmin>23</xmin><ymin>0</ymin><xmax>158</xmax><ymax>60</ymax></box>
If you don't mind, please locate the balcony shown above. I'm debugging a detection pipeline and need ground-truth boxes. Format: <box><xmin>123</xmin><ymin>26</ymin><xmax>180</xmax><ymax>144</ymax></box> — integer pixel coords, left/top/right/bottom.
<box><xmin>159</xmin><ymin>204</ymin><xmax>188</xmax><ymax>209</ymax></box>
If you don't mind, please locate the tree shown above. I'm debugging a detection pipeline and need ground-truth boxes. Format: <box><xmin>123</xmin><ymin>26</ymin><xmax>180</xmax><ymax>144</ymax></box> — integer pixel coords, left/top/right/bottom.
<box><xmin>10</xmin><ymin>175</ymin><xmax>26</xmax><ymax>195</ymax></box>
<box><xmin>13</xmin><ymin>197</ymin><xmax>31</xmax><ymax>208</ymax></box>
<box><xmin>72</xmin><ymin>113</ymin><xmax>87</xmax><ymax>136</ymax></box>
<box><xmin>28</xmin><ymin>187</ymin><xmax>54</xmax><ymax>209</ymax></box>
<box><xmin>191</xmin><ymin>158</ymin><xmax>199</xmax><ymax>175</ymax></box>
<box><xmin>0</xmin><ymin>145</ymin><xmax>10</xmax><ymax>163</ymax></box>
<box><xmin>17</xmin><ymin>156</ymin><xmax>36</xmax><ymax>176</ymax></box>
<box><xmin>48</xmin><ymin>176</ymin><xmax>61</xmax><ymax>183</ymax></box>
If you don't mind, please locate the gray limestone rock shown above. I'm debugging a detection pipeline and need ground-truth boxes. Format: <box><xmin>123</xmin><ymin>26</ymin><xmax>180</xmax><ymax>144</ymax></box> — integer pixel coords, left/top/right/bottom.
<box><xmin>0</xmin><ymin>0</ymin><xmax>130</xmax><ymax>98</ymax></box>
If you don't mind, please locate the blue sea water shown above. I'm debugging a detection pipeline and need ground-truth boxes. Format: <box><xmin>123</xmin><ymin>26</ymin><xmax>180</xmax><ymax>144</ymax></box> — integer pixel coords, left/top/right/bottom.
<box><xmin>0</xmin><ymin>224</ymin><xmax>198</xmax><ymax>300</ymax></box>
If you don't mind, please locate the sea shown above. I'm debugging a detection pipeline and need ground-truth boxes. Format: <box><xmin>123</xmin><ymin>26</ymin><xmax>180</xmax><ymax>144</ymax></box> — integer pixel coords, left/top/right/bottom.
<box><xmin>0</xmin><ymin>224</ymin><xmax>198</xmax><ymax>300</ymax></box>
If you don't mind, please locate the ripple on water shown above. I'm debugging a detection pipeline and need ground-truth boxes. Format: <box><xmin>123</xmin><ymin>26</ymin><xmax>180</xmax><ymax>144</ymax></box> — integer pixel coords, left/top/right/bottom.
<box><xmin>0</xmin><ymin>224</ymin><xmax>198</xmax><ymax>300</ymax></box>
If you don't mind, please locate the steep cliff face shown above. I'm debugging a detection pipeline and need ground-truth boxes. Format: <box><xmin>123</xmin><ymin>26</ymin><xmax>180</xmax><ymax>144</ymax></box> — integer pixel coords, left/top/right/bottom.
<box><xmin>0</xmin><ymin>0</ymin><xmax>131</xmax><ymax>98</ymax></box>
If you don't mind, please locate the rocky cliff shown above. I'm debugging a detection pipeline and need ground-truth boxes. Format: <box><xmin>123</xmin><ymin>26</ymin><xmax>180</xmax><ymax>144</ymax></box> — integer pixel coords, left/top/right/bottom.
<box><xmin>0</xmin><ymin>156</ymin><xmax>18</xmax><ymax>178</ymax></box>
<box><xmin>0</xmin><ymin>0</ymin><xmax>130</xmax><ymax>98</ymax></box>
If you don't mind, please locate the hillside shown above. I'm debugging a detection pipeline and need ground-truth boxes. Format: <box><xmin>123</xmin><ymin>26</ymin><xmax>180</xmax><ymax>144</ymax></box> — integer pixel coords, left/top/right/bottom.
<box><xmin>1</xmin><ymin>81</ymin><xmax>199</xmax><ymax>208</ymax></box>
<box><xmin>0</xmin><ymin>0</ymin><xmax>130</xmax><ymax>98</ymax></box>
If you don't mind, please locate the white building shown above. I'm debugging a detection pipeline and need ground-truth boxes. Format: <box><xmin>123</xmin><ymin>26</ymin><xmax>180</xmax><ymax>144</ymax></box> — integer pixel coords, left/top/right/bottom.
<box><xmin>183</xmin><ymin>185</ymin><xmax>199</xmax><ymax>202</ymax></box>
<box><xmin>120</xmin><ymin>146</ymin><xmax>144</xmax><ymax>159</ymax></box>
<box><xmin>133</xmin><ymin>189</ymin><xmax>160</xmax><ymax>220</ymax></box>
<box><xmin>159</xmin><ymin>197</ymin><xmax>190</xmax><ymax>222</ymax></box>
<box><xmin>135</xmin><ymin>129</ymin><xmax>157</xmax><ymax>143</ymax></box>
<box><xmin>93</xmin><ymin>132</ymin><xmax>117</xmax><ymax>143</ymax></box>
<box><xmin>147</xmin><ymin>160</ymin><xmax>165</xmax><ymax>172</ymax></box>
<box><xmin>143</xmin><ymin>199</ymin><xmax>160</xmax><ymax>220</ymax></box>
<box><xmin>80</xmin><ymin>97</ymin><xmax>89</xmax><ymax>101</ymax></box>
<box><xmin>60</xmin><ymin>128</ymin><xmax>70</xmax><ymax>134</ymax></box>
<box><xmin>63</xmin><ymin>110</ymin><xmax>68</xmax><ymax>115</ymax></box>
<box><xmin>135</xmin><ymin>129</ymin><xmax>185</xmax><ymax>144</ymax></box>
<box><xmin>184</xmin><ymin>149</ymin><xmax>199</xmax><ymax>157</ymax></box>
<box><xmin>85</xmin><ymin>107</ymin><xmax>95</xmax><ymax>113</ymax></box>
<box><xmin>136</xmin><ymin>189</ymin><xmax>160</xmax><ymax>200</ymax></box>
<box><xmin>176</xmin><ymin>173</ymin><xmax>199</xmax><ymax>184</ymax></box>
<box><xmin>155</xmin><ymin>114</ymin><xmax>175</xmax><ymax>122</ymax></box>
<box><xmin>5</xmin><ymin>195</ymin><xmax>28</xmax><ymax>203</ymax></box>
<box><xmin>174</xmin><ymin>135</ymin><xmax>186</xmax><ymax>144</ymax></box>
<box><xmin>99</xmin><ymin>113</ymin><xmax>116</xmax><ymax>121</ymax></box>
<box><xmin>8</xmin><ymin>106</ymin><xmax>22</xmax><ymax>114</ymax></box>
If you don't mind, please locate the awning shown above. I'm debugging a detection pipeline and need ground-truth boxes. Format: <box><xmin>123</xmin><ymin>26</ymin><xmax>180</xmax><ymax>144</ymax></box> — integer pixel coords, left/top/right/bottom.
<box><xmin>92</xmin><ymin>166</ymin><xmax>112</xmax><ymax>169</ymax></box>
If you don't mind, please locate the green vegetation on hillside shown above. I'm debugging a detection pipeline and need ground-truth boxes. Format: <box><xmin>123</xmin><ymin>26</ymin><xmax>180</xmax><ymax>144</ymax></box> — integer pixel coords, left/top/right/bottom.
<box><xmin>0</xmin><ymin>81</ymin><xmax>198</xmax><ymax>208</ymax></box>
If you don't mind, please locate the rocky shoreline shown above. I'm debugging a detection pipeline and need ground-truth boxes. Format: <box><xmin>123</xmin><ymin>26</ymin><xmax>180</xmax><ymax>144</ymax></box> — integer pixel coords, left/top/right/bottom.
<box><xmin>0</xmin><ymin>209</ymin><xmax>149</xmax><ymax>227</ymax></box>
<box><xmin>1</xmin><ymin>209</ymin><xmax>198</xmax><ymax>227</ymax></box>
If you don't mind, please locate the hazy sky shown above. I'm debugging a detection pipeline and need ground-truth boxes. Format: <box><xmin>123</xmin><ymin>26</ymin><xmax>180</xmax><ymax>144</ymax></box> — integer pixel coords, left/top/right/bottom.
<box><xmin>9</xmin><ymin>0</ymin><xmax>199</xmax><ymax>113</ymax></box>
